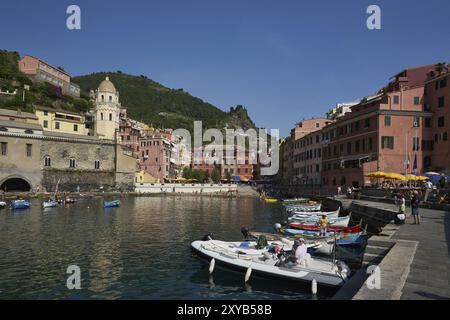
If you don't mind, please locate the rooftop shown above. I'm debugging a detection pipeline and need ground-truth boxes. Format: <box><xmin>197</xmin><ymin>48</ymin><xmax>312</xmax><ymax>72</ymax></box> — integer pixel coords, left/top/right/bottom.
<box><xmin>0</xmin><ymin>108</ymin><xmax>38</xmax><ymax>120</ymax></box>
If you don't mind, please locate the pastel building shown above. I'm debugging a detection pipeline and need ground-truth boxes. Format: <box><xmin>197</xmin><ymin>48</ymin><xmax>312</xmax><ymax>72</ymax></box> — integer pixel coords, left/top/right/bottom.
<box><xmin>321</xmin><ymin>65</ymin><xmax>435</xmax><ymax>188</ymax></box>
<box><xmin>289</xmin><ymin>118</ymin><xmax>333</xmax><ymax>184</ymax></box>
<box><xmin>423</xmin><ymin>65</ymin><xmax>450</xmax><ymax>172</ymax></box>
<box><xmin>18</xmin><ymin>55</ymin><xmax>80</xmax><ymax>97</ymax></box>
<box><xmin>35</xmin><ymin>106</ymin><xmax>86</xmax><ymax>136</ymax></box>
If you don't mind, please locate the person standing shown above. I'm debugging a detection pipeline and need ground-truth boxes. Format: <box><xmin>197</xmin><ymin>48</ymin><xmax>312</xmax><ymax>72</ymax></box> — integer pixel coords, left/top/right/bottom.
<box><xmin>411</xmin><ymin>190</ymin><xmax>421</xmax><ymax>225</ymax></box>
<box><xmin>395</xmin><ymin>193</ymin><xmax>406</xmax><ymax>225</ymax></box>
<box><xmin>318</xmin><ymin>215</ymin><xmax>329</xmax><ymax>236</ymax></box>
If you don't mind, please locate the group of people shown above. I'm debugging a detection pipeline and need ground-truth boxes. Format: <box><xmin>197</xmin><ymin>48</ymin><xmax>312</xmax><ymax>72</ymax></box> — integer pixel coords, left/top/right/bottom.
<box><xmin>395</xmin><ymin>190</ymin><xmax>421</xmax><ymax>225</ymax></box>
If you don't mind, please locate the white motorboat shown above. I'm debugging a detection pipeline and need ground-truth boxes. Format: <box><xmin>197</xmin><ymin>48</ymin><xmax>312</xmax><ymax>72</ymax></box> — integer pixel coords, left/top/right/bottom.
<box><xmin>0</xmin><ymin>201</ymin><xmax>6</xmax><ymax>209</ymax></box>
<box><xmin>191</xmin><ymin>239</ymin><xmax>350</xmax><ymax>287</ymax></box>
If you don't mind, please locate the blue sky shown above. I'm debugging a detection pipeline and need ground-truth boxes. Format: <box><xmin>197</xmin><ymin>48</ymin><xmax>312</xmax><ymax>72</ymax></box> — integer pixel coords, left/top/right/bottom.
<box><xmin>1</xmin><ymin>0</ymin><xmax>449</xmax><ymax>136</ymax></box>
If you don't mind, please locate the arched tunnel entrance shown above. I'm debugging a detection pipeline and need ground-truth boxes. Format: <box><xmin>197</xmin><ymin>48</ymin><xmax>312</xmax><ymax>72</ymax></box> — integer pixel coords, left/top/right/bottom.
<box><xmin>0</xmin><ymin>178</ymin><xmax>32</xmax><ymax>192</ymax></box>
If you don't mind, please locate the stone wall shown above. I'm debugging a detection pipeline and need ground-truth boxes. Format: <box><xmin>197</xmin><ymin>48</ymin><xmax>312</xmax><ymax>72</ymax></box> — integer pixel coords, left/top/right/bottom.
<box><xmin>42</xmin><ymin>169</ymin><xmax>116</xmax><ymax>192</ymax></box>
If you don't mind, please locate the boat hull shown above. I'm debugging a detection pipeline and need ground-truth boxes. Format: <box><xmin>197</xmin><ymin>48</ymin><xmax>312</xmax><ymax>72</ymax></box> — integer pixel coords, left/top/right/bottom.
<box><xmin>191</xmin><ymin>241</ymin><xmax>345</xmax><ymax>288</ymax></box>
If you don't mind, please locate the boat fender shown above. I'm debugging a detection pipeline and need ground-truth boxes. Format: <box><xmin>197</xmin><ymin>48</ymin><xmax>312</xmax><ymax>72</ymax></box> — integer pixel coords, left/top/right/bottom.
<box><xmin>209</xmin><ymin>258</ymin><xmax>215</xmax><ymax>274</ymax></box>
<box><xmin>245</xmin><ymin>267</ymin><xmax>252</xmax><ymax>283</ymax></box>
<box><xmin>312</xmin><ymin>279</ymin><xmax>318</xmax><ymax>295</ymax></box>
<box><xmin>274</xmin><ymin>223</ymin><xmax>282</xmax><ymax>232</ymax></box>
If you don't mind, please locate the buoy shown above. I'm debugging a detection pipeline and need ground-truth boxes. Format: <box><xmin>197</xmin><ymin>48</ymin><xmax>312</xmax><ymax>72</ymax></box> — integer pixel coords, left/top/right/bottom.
<box><xmin>209</xmin><ymin>258</ymin><xmax>215</xmax><ymax>274</ymax></box>
<box><xmin>245</xmin><ymin>267</ymin><xmax>252</xmax><ymax>283</ymax></box>
<box><xmin>312</xmin><ymin>279</ymin><xmax>317</xmax><ymax>295</ymax></box>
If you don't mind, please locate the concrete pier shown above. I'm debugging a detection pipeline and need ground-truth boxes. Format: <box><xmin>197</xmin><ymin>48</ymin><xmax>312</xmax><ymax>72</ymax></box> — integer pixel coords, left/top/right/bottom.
<box><xmin>332</xmin><ymin>198</ymin><xmax>450</xmax><ymax>300</ymax></box>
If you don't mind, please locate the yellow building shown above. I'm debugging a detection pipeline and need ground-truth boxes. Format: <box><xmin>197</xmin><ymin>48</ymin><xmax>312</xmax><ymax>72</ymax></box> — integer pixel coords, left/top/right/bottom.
<box><xmin>35</xmin><ymin>106</ymin><xmax>86</xmax><ymax>136</ymax></box>
<box><xmin>135</xmin><ymin>170</ymin><xmax>158</xmax><ymax>184</ymax></box>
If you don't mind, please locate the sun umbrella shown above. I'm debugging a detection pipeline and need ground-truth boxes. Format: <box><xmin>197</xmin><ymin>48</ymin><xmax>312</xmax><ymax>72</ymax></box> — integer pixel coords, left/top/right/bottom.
<box><xmin>386</xmin><ymin>173</ymin><xmax>407</xmax><ymax>181</ymax></box>
<box><xmin>366</xmin><ymin>171</ymin><xmax>387</xmax><ymax>178</ymax></box>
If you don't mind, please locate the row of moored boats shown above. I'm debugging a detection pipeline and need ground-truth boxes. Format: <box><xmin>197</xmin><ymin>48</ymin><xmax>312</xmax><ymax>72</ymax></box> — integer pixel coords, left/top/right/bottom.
<box><xmin>191</xmin><ymin>197</ymin><xmax>367</xmax><ymax>288</ymax></box>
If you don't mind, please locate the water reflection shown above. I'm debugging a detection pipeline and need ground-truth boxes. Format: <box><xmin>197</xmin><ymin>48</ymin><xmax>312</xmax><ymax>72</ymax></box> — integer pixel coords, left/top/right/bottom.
<box><xmin>0</xmin><ymin>196</ymin><xmax>333</xmax><ymax>299</ymax></box>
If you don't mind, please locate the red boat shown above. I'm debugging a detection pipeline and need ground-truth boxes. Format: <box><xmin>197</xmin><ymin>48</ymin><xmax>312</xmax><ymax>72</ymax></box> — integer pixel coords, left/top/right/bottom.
<box><xmin>288</xmin><ymin>223</ymin><xmax>363</xmax><ymax>233</ymax></box>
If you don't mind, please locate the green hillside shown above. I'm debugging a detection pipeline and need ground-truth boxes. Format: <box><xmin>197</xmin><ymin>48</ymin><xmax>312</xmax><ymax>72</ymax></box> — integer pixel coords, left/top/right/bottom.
<box><xmin>74</xmin><ymin>72</ymin><xmax>256</xmax><ymax>132</ymax></box>
<box><xmin>0</xmin><ymin>49</ymin><xmax>93</xmax><ymax>113</ymax></box>
<box><xmin>0</xmin><ymin>49</ymin><xmax>257</xmax><ymax>133</ymax></box>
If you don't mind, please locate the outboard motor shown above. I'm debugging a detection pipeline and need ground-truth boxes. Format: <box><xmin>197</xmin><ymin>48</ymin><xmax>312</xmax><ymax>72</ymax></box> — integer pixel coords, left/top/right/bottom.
<box><xmin>335</xmin><ymin>261</ymin><xmax>351</xmax><ymax>280</ymax></box>
<box><xmin>201</xmin><ymin>233</ymin><xmax>215</xmax><ymax>241</ymax></box>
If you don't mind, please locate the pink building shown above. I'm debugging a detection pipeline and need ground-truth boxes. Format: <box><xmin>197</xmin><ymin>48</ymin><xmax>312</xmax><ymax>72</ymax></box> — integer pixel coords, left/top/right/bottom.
<box><xmin>423</xmin><ymin>65</ymin><xmax>450</xmax><ymax>172</ymax></box>
<box><xmin>321</xmin><ymin>65</ymin><xmax>435</xmax><ymax>188</ymax></box>
<box><xmin>18</xmin><ymin>55</ymin><xmax>80</xmax><ymax>97</ymax></box>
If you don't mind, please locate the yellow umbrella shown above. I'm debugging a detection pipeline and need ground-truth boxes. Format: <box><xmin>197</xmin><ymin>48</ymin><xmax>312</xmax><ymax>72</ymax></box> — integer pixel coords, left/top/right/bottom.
<box><xmin>416</xmin><ymin>175</ymin><xmax>429</xmax><ymax>181</ymax></box>
<box><xmin>366</xmin><ymin>171</ymin><xmax>387</xmax><ymax>178</ymax></box>
<box><xmin>404</xmin><ymin>174</ymin><xmax>418</xmax><ymax>181</ymax></box>
<box><xmin>386</xmin><ymin>173</ymin><xmax>407</xmax><ymax>181</ymax></box>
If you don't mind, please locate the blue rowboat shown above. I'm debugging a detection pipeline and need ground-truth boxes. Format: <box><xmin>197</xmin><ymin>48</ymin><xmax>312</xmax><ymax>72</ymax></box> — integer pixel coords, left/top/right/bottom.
<box><xmin>104</xmin><ymin>200</ymin><xmax>120</xmax><ymax>208</ymax></box>
<box><xmin>10</xmin><ymin>200</ymin><xmax>30</xmax><ymax>210</ymax></box>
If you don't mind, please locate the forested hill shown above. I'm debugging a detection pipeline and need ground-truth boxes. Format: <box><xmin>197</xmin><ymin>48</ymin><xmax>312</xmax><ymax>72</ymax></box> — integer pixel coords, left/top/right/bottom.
<box><xmin>74</xmin><ymin>72</ymin><xmax>256</xmax><ymax>132</ymax></box>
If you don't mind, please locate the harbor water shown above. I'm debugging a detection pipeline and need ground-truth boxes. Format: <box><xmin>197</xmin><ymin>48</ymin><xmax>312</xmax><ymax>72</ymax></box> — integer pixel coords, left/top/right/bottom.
<box><xmin>0</xmin><ymin>196</ymin><xmax>344</xmax><ymax>299</ymax></box>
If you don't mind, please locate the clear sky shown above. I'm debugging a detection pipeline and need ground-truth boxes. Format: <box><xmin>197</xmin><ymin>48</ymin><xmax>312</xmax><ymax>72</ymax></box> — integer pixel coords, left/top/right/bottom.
<box><xmin>1</xmin><ymin>0</ymin><xmax>449</xmax><ymax>136</ymax></box>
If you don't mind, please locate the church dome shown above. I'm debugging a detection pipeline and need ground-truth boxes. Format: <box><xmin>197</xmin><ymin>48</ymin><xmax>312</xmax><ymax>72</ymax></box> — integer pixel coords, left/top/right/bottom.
<box><xmin>98</xmin><ymin>76</ymin><xmax>116</xmax><ymax>93</ymax></box>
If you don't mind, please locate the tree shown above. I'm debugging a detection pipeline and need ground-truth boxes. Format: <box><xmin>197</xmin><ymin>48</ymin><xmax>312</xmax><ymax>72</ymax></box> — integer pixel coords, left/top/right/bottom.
<box><xmin>204</xmin><ymin>170</ymin><xmax>210</xmax><ymax>183</ymax></box>
<box><xmin>225</xmin><ymin>171</ymin><xmax>232</xmax><ymax>182</ymax></box>
<box><xmin>183</xmin><ymin>167</ymin><xmax>192</xmax><ymax>179</ymax></box>
<box><xmin>211</xmin><ymin>169</ymin><xmax>221</xmax><ymax>184</ymax></box>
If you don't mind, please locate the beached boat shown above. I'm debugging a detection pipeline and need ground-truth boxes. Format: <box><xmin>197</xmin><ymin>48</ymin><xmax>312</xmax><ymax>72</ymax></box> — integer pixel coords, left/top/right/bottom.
<box><xmin>191</xmin><ymin>239</ymin><xmax>350</xmax><ymax>287</ymax></box>
<box><xmin>10</xmin><ymin>200</ymin><xmax>30</xmax><ymax>210</ymax></box>
<box><xmin>287</xmin><ymin>215</ymin><xmax>351</xmax><ymax>227</ymax></box>
<box><xmin>104</xmin><ymin>200</ymin><xmax>120</xmax><ymax>208</ymax></box>
<box><xmin>43</xmin><ymin>199</ymin><xmax>58</xmax><ymax>208</ymax></box>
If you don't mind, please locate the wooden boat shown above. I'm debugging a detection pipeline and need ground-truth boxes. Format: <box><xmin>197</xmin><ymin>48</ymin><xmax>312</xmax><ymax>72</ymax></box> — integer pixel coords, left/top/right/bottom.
<box><xmin>10</xmin><ymin>200</ymin><xmax>30</xmax><ymax>210</ymax></box>
<box><xmin>191</xmin><ymin>239</ymin><xmax>350</xmax><ymax>287</ymax></box>
<box><xmin>289</xmin><ymin>208</ymin><xmax>340</xmax><ymax>220</ymax></box>
<box><xmin>43</xmin><ymin>199</ymin><xmax>58</xmax><ymax>208</ymax></box>
<box><xmin>285</xmin><ymin>204</ymin><xmax>321</xmax><ymax>212</ymax></box>
<box><xmin>288</xmin><ymin>224</ymin><xmax>362</xmax><ymax>233</ymax></box>
<box><xmin>287</xmin><ymin>215</ymin><xmax>351</xmax><ymax>227</ymax></box>
<box><xmin>104</xmin><ymin>200</ymin><xmax>120</xmax><ymax>208</ymax></box>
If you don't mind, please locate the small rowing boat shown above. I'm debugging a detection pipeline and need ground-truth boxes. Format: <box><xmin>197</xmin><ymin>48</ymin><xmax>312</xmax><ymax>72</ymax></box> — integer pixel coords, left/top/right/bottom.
<box><xmin>104</xmin><ymin>200</ymin><xmax>120</xmax><ymax>208</ymax></box>
<box><xmin>10</xmin><ymin>200</ymin><xmax>30</xmax><ymax>210</ymax></box>
<box><xmin>288</xmin><ymin>224</ymin><xmax>363</xmax><ymax>233</ymax></box>
<box><xmin>289</xmin><ymin>208</ymin><xmax>340</xmax><ymax>221</ymax></box>
<box><xmin>287</xmin><ymin>214</ymin><xmax>351</xmax><ymax>227</ymax></box>
<box><xmin>43</xmin><ymin>199</ymin><xmax>58</xmax><ymax>208</ymax></box>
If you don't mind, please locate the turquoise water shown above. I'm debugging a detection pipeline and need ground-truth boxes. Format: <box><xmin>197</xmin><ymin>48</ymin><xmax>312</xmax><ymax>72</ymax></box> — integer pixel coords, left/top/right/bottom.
<box><xmin>0</xmin><ymin>196</ymin><xmax>337</xmax><ymax>300</ymax></box>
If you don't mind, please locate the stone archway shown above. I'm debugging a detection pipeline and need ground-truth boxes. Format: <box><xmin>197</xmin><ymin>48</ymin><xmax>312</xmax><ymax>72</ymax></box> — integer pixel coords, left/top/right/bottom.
<box><xmin>0</xmin><ymin>176</ymin><xmax>32</xmax><ymax>192</ymax></box>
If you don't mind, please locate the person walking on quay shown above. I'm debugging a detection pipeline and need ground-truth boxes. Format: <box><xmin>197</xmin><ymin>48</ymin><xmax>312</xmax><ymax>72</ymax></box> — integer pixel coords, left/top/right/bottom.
<box><xmin>395</xmin><ymin>193</ymin><xmax>406</xmax><ymax>225</ymax></box>
<box><xmin>411</xmin><ymin>190</ymin><xmax>421</xmax><ymax>225</ymax></box>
